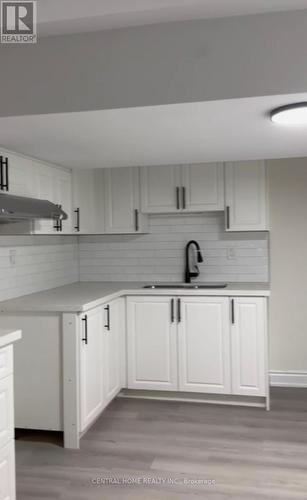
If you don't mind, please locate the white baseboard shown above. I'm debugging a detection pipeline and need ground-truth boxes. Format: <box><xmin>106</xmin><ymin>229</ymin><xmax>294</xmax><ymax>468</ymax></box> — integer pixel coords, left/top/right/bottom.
<box><xmin>270</xmin><ymin>371</ymin><xmax>307</xmax><ymax>388</ymax></box>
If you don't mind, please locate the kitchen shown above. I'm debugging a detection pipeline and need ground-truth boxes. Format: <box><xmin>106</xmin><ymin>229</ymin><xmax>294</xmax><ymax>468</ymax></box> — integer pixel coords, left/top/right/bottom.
<box><xmin>1</xmin><ymin>2</ymin><xmax>307</xmax><ymax>500</ymax></box>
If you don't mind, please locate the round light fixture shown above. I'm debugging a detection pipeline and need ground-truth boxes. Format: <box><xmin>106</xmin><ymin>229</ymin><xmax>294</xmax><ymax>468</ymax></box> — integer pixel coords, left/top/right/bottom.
<box><xmin>270</xmin><ymin>102</ymin><xmax>307</xmax><ymax>125</ymax></box>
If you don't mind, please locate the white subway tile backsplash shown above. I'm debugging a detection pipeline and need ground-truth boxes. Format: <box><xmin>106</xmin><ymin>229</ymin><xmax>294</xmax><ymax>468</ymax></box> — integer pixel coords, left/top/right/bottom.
<box><xmin>0</xmin><ymin>240</ymin><xmax>78</xmax><ymax>301</ymax></box>
<box><xmin>79</xmin><ymin>214</ymin><xmax>269</xmax><ymax>283</ymax></box>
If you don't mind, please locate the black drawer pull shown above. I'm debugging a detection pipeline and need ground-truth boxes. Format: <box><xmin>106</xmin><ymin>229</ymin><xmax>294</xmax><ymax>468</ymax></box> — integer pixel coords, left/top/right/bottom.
<box><xmin>74</xmin><ymin>208</ymin><xmax>80</xmax><ymax>232</ymax></box>
<box><xmin>82</xmin><ymin>315</ymin><xmax>88</xmax><ymax>344</ymax></box>
<box><xmin>104</xmin><ymin>305</ymin><xmax>110</xmax><ymax>330</ymax></box>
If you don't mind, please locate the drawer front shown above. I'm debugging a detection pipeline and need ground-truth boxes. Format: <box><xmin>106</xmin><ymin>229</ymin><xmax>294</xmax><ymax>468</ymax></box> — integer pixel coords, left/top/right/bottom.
<box><xmin>0</xmin><ymin>441</ymin><xmax>15</xmax><ymax>500</ymax></box>
<box><xmin>0</xmin><ymin>376</ymin><xmax>14</xmax><ymax>449</ymax></box>
<box><xmin>0</xmin><ymin>346</ymin><xmax>13</xmax><ymax>381</ymax></box>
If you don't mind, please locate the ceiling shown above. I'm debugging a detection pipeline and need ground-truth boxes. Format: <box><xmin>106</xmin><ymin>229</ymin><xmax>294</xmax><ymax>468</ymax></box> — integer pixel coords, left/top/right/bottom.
<box><xmin>38</xmin><ymin>0</ymin><xmax>307</xmax><ymax>36</ymax></box>
<box><xmin>1</xmin><ymin>93</ymin><xmax>307</xmax><ymax>169</ymax></box>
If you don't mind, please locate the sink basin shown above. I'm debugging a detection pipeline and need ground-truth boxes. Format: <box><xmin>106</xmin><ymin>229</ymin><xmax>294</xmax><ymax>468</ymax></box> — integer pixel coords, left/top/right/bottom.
<box><xmin>143</xmin><ymin>283</ymin><xmax>227</xmax><ymax>290</ymax></box>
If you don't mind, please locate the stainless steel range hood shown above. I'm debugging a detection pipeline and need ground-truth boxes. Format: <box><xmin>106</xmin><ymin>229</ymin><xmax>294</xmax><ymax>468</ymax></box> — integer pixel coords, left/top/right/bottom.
<box><xmin>0</xmin><ymin>193</ymin><xmax>67</xmax><ymax>222</ymax></box>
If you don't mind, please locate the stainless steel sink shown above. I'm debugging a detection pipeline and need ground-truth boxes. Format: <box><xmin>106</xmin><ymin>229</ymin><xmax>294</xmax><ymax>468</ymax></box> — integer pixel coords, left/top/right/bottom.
<box><xmin>143</xmin><ymin>283</ymin><xmax>227</xmax><ymax>289</ymax></box>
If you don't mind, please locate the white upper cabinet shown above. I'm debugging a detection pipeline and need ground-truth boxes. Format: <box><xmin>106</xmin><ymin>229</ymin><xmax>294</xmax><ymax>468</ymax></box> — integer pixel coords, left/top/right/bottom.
<box><xmin>178</xmin><ymin>297</ymin><xmax>231</xmax><ymax>394</ymax></box>
<box><xmin>141</xmin><ymin>163</ymin><xmax>224</xmax><ymax>213</ymax></box>
<box><xmin>72</xmin><ymin>169</ymin><xmax>105</xmax><ymax>234</ymax></box>
<box><xmin>5</xmin><ymin>153</ymin><xmax>36</xmax><ymax>198</ymax></box>
<box><xmin>52</xmin><ymin>169</ymin><xmax>72</xmax><ymax>234</ymax></box>
<box><xmin>181</xmin><ymin>163</ymin><xmax>224</xmax><ymax>212</ymax></box>
<box><xmin>127</xmin><ymin>296</ymin><xmax>178</xmax><ymax>391</ymax></box>
<box><xmin>225</xmin><ymin>161</ymin><xmax>268</xmax><ymax>231</ymax></box>
<box><xmin>33</xmin><ymin>162</ymin><xmax>73</xmax><ymax>234</ymax></box>
<box><xmin>33</xmin><ymin>161</ymin><xmax>56</xmax><ymax>234</ymax></box>
<box><xmin>141</xmin><ymin>165</ymin><xmax>181</xmax><ymax>213</ymax></box>
<box><xmin>104</xmin><ymin>167</ymin><xmax>147</xmax><ymax>233</ymax></box>
<box><xmin>230</xmin><ymin>297</ymin><xmax>267</xmax><ymax>397</ymax></box>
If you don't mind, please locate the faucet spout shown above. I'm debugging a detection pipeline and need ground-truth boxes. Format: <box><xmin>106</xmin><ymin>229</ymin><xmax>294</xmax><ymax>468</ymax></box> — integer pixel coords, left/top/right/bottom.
<box><xmin>184</xmin><ymin>240</ymin><xmax>204</xmax><ymax>283</ymax></box>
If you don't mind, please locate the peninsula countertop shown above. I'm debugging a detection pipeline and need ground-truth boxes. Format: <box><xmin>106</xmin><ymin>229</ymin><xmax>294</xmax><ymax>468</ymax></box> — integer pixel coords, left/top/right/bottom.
<box><xmin>0</xmin><ymin>282</ymin><xmax>270</xmax><ymax>314</ymax></box>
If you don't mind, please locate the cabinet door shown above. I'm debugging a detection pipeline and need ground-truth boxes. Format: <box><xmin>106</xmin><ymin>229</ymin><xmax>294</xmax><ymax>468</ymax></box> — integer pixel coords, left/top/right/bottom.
<box><xmin>231</xmin><ymin>297</ymin><xmax>267</xmax><ymax>397</ymax></box>
<box><xmin>0</xmin><ymin>441</ymin><xmax>15</xmax><ymax>500</ymax></box>
<box><xmin>103</xmin><ymin>299</ymin><xmax>122</xmax><ymax>404</ymax></box>
<box><xmin>0</xmin><ymin>376</ymin><xmax>13</xmax><ymax>450</ymax></box>
<box><xmin>53</xmin><ymin>169</ymin><xmax>72</xmax><ymax>234</ymax></box>
<box><xmin>79</xmin><ymin>307</ymin><xmax>104</xmax><ymax>431</ymax></box>
<box><xmin>140</xmin><ymin>165</ymin><xmax>181</xmax><ymax>213</ymax></box>
<box><xmin>6</xmin><ymin>153</ymin><xmax>35</xmax><ymax>198</ymax></box>
<box><xmin>182</xmin><ymin>163</ymin><xmax>224</xmax><ymax>212</ymax></box>
<box><xmin>104</xmin><ymin>167</ymin><xmax>145</xmax><ymax>233</ymax></box>
<box><xmin>178</xmin><ymin>297</ymin><xmax>231</xmax><ymax>394</ymax></box>
<box><xmin>33</xmin><ymin>161</ymin><xmax>55</xmax><ymax>234</ymax></box>
<box><xmin>127</xmin><ymin>297</ymin><xmax>178</xmax><ymax>391</ymax></box>
<box><xmin>72</xmin><ymin>169</ymin><xmax>104</xmax><ymax>234</ymax></box>
<box><xmin>225</xmin><ymin>161</ymin><xmax>268</xmax><ymax>231</ymax></box>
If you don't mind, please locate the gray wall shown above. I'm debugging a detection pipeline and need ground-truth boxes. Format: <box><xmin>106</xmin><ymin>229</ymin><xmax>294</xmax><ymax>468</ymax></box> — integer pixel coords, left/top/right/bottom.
<box><xmin>1</xmin><ymin>10</ymin><xmax>307</xmax><ymax>116</ymax></box>
<box><xmin>268</xmin><ymin>158</ymin><xmax>307</xmax><ymax>371</ymax></box>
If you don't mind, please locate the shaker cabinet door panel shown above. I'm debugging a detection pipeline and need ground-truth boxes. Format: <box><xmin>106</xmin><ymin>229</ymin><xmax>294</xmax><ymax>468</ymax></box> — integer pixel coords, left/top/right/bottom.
<box><xmin>225</xmin><ymin>161</ymin><xmax>268</xmax><ymax>231</ymax></box>
<box><xmin>127</xmin><ymin>297</ymin><xmax>178</xmax><ymax>391</ymax></box>
<box><xmin>141</xmin><ymin>165</ymin><xmax>181</xmax><ymax>213</ymax></box>
<box><xmin>182</xmin><ymin>163</ymin><xmax>224</xmax><ymax>212</ymax></box>
<box><xmin>79</xmin><ymin>307</ymin><xmax>104</xmax><ymax>431</ymax></box>
<box><xmin>231</xmin><ymin>297</ymin><xmax>267</xmax><ymax>397</ymax></box>
<box><xmin>178</xmin><ymin>297</ymin><xmax>231</xmax><ymax>394</ymax></box>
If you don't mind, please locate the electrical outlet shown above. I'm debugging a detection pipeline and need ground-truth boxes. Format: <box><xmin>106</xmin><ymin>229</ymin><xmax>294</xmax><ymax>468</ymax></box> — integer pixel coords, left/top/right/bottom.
<box><xmin>9</xmin><ymin>249</ymin><xmax>16</xmax><ymax>266</ymax></box>
<box><xmin>227</xmin><ymin>247</ymin><xmax>236</xmax><ymax>260</ymax></box>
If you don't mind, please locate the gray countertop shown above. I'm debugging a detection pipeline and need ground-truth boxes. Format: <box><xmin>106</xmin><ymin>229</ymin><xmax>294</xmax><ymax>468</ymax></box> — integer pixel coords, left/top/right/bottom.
<box><xmin>0</xmin><ymin>282</ymin><xmax>270</xmax><ymax>314</ymax></box>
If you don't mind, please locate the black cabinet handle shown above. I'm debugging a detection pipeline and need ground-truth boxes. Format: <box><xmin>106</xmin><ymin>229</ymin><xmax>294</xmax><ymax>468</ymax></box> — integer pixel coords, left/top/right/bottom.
<box><xmin>182</xmin><ymin>187</ymin><xmax>186</xmax><ymax>209</ymax></box>
<box><xmin>74</xmin><ymin>208</ymin><xmax>80</xmax><ymax>232</ymax></box>
<box><xmin>104</xmin><ymin>305</ymin><xmax>110</xmax><ymax>330</ymax></box>
<box><xmin>134</xmin><ymin>209</ymin><xmax>139</xmax><ymax>232</ymax></box>
<box><xmin>82</xmin><ymin>315</ymin><xmax>88</xmax><ymax>344</ymax></box>
<box><xmin>177</xmin><ymin>298</ymin><xmax>181</xmax><ymax>323</ymax></box>
<box><xmin>3</xmin><ymin>157</ymin><xmax>8</xmax><ymax>191</ymax></box>
<box><xmin>0</xmin><ymin>156</ymin><xmax>8</xmax><ymax>191</ymax></box>
<box><xmin>226</xmin><ymin>206</ymin><xmax>230</xmax><ymax>230</ymax></box>
<box><xmin>176</xmin><ymin>187</ymin><xmax>180</xmax><ymax>210</ymax></box>
<box><xmin>171</xmin><ymin>298</ymin><xmax>175</xmax><ymax>323</ymax></box>
<box><xmin>231</xmin><ymin>299</ymin><xmax>235</xmax><ymax>324</ymax></box>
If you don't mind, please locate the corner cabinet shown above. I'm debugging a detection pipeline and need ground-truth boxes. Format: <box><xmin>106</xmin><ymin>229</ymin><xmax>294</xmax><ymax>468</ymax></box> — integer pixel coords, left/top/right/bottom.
<box><xmin>126</xmin><ymin>295</ymin><xmax>268</xmax><ymax>402</ymax></box>
<box><xmin>141</xmin><ymin>163</ymin><xmax>224</xmax><ymax>213</ymax></box>
<box><xmin>79</xmin><ymin>298</ymin><xmax>124</xmax><ymax>433</ymax></box>
<box><xmin>225</xmin><ymin>161</ymin><xmax>268</xmax><ymax>231</ymax></box>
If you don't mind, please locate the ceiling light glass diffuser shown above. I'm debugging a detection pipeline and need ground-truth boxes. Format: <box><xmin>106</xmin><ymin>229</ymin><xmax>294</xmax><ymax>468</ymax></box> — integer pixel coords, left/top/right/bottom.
<box><xmin>270</xmin><ymin>102</ymin><xmax>307</xmax><ymax>125</ymax></box>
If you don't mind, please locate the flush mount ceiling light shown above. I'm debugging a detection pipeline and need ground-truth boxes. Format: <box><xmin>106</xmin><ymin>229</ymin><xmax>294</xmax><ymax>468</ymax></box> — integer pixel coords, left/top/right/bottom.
<box><xmin>270</xmin><ymin>102</ymin><xmax>307</xmax><ymax>125</ymax></box>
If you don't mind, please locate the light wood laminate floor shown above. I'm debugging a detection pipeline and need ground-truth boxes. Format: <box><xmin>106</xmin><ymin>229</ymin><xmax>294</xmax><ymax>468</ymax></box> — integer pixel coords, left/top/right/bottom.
<box><xmin>15</xmin><ymin>388</ymin><xmax>307</xmax><ymax>499</ymax></box>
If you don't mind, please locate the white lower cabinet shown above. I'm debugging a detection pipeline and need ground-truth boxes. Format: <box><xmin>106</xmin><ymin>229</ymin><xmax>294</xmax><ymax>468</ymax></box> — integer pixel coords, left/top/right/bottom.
<box><xmin>127</xmin><ymin>295</ymin><xmax>268</xmax><ymax>399</ymax></box>
<box><xmin>0</xmin><ymin>441</ymin><xmax>15</xmax><ymax>500</ymax></box>
<box><xmin>127</xmin><ymin>297</ymin><xmax>178</xmax><ymax>391</ymax></box>
<box><xmin>178</xmin><ymin>297</ymin><xmax>231</xmax><ymax>394</ymax></box>
<box><xmin>103</xmin><ymin>298</ymin><xmax>123</xmax><ymax>404</ymax></box>
<box><xmin>79</xmin><ymin>307</ymin><xmax>104</xmax><ymax>432</ymax></box>
<box><xmin>0</xmin><ymin>340</ymin><xmax>19</xmax><ymax>500</ymax></box>
<box><xmin>79</xmin><ymin>299</ymin><xmax>124</xmax><ymax>432</ymax></box>
<box><xmin>231</xmin><ymin>297</ymin><xmax>267</xmax><ymax>397</ymax></box>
